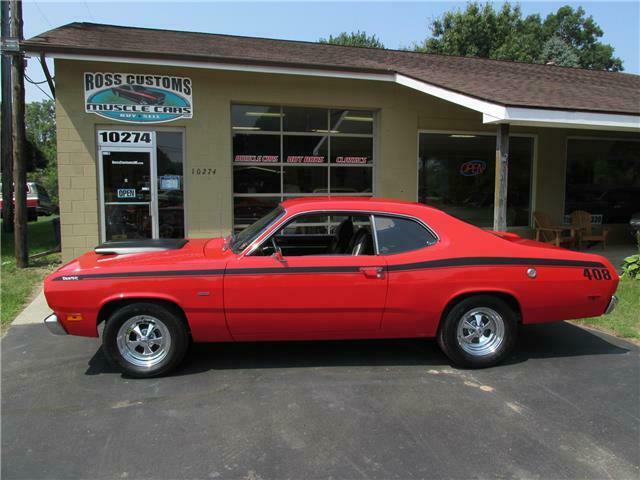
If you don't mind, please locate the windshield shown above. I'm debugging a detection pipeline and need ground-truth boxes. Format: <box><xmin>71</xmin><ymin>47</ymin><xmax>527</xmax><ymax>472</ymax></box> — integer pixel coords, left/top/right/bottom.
<box><xmin>231</xmin><ymin>206</ymin><xmax>285</xmax><ymax>253</ymax></box>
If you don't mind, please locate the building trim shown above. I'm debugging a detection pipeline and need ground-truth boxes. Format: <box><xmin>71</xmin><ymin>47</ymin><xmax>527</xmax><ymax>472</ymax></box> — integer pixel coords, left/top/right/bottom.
<box><xmin>34</xmin><ymin>51</ymin><xmax>640</xmax><ymax>132</ymax></box>
<box><xmin>483</xmin><ymin>109</ymin><xmax>640</xmax><ymax>132</ymax></box>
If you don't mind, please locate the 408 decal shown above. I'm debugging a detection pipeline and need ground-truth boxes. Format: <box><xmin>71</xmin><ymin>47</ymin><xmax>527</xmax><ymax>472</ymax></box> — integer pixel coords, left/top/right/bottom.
<box><xmin>583</xmin><ymin>268</ymin><xmax>611</xmax><ymax>280</ymax></box>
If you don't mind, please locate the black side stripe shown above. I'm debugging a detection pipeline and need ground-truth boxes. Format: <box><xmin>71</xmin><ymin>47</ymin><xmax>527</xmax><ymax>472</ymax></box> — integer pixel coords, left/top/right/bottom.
<box><xmin>53</xmin><ymin>269</ymin><xmax>225</xmax><ymax>281</ymax></box>
<box><xmin>52</xmin><ymin>257</ymin><xmax>605</xmax><ymax>281</ymax></box>
<box><xmin>388</xmin><ymin>257</ymin><xmax>605</xmax><ymax>272</ymax></box>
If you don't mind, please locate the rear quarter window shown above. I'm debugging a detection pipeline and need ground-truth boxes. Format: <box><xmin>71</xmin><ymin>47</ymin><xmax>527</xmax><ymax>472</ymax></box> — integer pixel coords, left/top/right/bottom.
<box><xmin>374</xmin><ymin>215</ymin><xmax>437</xmax><ymax>254</ymax></box>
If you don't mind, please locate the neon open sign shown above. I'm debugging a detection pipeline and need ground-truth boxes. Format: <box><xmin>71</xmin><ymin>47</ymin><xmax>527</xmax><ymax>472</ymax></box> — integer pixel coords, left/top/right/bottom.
<box><xmin>460</xmin><ymin>160</ymin><xmax>487</xmax><ymax>176</ymax></box>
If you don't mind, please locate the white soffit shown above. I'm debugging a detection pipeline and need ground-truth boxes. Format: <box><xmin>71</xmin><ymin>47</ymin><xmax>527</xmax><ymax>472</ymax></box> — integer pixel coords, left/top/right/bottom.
<box><xmin>34</xmin><ymin>52</ymin><xmax>640</xmax><ymax>132</ymax></box>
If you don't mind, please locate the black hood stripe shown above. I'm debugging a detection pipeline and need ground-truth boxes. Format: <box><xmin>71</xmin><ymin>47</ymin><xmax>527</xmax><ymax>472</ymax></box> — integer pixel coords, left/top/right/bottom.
<box><xmin>52</xmin><ymin>257</ymin><xmax>605</xmax><ymax>281</ymax></box>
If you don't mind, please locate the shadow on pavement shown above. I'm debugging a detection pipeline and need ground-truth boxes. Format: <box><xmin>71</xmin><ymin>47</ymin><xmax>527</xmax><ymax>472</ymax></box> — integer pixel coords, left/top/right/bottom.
<box><xmin>84</xmin><ymin>321</ymin><xmax>631</xmax><ymax>378</ymax></box>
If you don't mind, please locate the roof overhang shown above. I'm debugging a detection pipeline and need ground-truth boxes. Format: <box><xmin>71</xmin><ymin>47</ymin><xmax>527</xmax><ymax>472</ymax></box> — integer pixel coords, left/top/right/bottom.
<box><xmin>29</xmin><ymin>50</ymin><xmax>640</xmax><ymax>132</ymax></box>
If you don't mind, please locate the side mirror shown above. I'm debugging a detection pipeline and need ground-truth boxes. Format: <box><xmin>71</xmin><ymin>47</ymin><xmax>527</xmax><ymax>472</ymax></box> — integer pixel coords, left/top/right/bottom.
<box><xmin>271</xmin><ymin>237</ymin><xmax>285</xmax><ymax>263</ymax></box>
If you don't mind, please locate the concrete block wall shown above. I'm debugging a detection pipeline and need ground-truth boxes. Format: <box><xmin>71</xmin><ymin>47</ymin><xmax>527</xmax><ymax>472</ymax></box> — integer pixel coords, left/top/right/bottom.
<box><xmin>55</xmin><ymin>97</ymin><xmax>100</xmax><ymax>261</ymax></box>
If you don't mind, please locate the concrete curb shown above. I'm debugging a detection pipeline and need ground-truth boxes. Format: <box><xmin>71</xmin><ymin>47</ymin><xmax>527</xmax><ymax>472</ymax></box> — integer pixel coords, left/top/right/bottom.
<box><xmin>12</xmin><ymin>289</ymin><xmax>52</xmax><ymax>326</ymax></box>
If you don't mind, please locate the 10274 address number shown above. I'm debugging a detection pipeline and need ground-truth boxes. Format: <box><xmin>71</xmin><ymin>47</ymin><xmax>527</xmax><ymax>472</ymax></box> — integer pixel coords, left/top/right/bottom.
<box><xmin>191</xmin><ymin>168</ymin><xmax>216</xmax><ymax>175</ymax></box>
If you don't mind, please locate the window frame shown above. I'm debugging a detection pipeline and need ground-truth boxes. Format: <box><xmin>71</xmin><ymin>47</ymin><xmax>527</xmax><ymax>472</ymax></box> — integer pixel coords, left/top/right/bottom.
<box><xmin>416</xmin><ymin>129</ymin><xmax>538</xmax><ymax>228</ymax></box>
<box><xmin>563</xmin><ymin>135</ymin><xmax>640</xmax><ymax>225</ymax></box>
<box><xmin>245</xmin><ymin>209</ymin><xmax>438</xmax><ymax>257</ymax></box>
<box><xmin>95</xmin><ymin>125</ymin><xmax>188</xmax><ymax>241</ymax></box>
<box><xmin>232</xmin><ymin>104</ymin><xmax>377</xmax><ymax>230</ymax></box>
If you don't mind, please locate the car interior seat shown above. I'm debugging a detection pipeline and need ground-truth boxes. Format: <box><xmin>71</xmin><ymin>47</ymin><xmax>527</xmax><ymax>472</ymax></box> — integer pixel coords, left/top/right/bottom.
<box><xmin>330</xmin><ymin>218</ymin><xmax>354</xmax><ymax>254</ymax></box>
<box><xmin>350</xmin><ymin>228</ymin><xmax>374</xmax><ymax>256</ymax></box>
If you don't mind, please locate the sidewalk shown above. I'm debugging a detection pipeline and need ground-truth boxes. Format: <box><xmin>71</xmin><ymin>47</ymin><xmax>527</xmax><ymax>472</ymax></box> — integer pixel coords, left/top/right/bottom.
<box><xmin>12</xmin><ymin>290</ymin><xmax>52</xmax><ymax>326</ymax></box>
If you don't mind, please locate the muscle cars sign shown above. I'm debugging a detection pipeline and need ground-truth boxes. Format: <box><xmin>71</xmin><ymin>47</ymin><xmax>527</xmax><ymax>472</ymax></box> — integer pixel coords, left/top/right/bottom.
<box><xmin>84</xmin><ymin>73</ymin><xmax>193</xmax><ymax>124</ymax></box>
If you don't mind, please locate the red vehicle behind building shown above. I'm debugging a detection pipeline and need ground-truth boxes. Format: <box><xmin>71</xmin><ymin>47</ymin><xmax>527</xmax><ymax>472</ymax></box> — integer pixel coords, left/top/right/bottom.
<box><xmin>0</xmin><ymin>182</ymin><xmax>54</xmax><ymax>222</ymax></box>
<box><xmin>43</xmin><ymin>198</ymin><xmax>618</xmax><ymax>377</ymax></box>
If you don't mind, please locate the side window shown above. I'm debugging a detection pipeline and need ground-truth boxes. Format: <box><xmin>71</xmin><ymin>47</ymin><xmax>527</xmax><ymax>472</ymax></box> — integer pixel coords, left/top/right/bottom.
<box><xmin>37</xmin><ymin>184</ymin><xmax>50</xmax><ymax>202</ymax></box>
<box><xmin>257</xmin><ymin>213</ymin><xmax>374</xmax><ymax>256</ymax></box>
<box><xmin>374</xmin><ymin>216</ymin><xmax>436</xmax><ymax>254</ymax></box>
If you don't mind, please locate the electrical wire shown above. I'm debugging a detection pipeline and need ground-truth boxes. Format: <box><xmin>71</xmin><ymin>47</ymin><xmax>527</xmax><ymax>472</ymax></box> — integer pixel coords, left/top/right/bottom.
<box><xmin>83</xmin><ymin>1</ymin><xmax>95</xmax><ymax>21</ymax></box>
<box><xmin>25</xmin><ymin>74</ymin><xmax>54</xmax><ymax>101</ymax></box>
<box><xmin>33</xmin><ymin>1</ymin><xmax>53</xmax><ymax>28</ymax></box>
<box><xmin>24</xmin><ymin>75</ymin><xmax>49</xmax><ymax>85</ymax></box>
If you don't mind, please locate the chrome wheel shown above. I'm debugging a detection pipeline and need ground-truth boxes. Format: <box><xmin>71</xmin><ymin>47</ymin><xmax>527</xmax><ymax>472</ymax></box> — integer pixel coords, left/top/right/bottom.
<box><xmin>116</xmin><ymin>315</ymin><xmax>171</xmax><ymax>368</ymax></box>
<box><xmin>456</xmin><ymin>307</ymin><xmax>505</xmax><ymax>357</ymax></box>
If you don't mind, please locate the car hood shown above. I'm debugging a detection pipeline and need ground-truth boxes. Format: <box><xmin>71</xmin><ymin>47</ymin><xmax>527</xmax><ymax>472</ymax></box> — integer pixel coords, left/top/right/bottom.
<box><xmin>50</xmin><ymin>238</ymin><xmax>232</xmax><ymax>280</ymax></box>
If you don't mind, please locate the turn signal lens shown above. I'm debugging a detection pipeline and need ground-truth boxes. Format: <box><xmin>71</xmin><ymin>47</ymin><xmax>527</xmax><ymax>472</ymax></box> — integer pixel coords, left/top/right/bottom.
<box><xmin>65</xmin><ymin>313</ymin><xmax>83</xmax><ymax>322</ymax></box>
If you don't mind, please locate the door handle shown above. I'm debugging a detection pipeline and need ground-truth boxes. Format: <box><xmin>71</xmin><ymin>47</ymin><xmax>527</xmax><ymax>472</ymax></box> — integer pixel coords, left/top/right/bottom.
<box><xmin>360</xmin><ymin>266</ymin><xmax>385</xmax><ymax>279</ymax></box>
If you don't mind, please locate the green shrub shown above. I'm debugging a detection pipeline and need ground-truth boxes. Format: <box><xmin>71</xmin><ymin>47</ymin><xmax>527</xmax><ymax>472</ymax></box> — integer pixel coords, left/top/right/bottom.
<box><xmin>621</xmin><ymin>254</ymin><xmax>640</xmax><ymax>280</ymax></box>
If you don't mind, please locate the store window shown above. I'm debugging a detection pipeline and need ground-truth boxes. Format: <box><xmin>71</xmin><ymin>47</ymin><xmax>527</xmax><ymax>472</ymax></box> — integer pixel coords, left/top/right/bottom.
<box><xmin>156</xmin><ymin>131</ymin><xmax>185</xmax><ymax>238</ymax></box>
<box><xmin>565</xmin><ymin>138</ymin><xmax>640</xmax><ymax>224</ymax></box>
<box><xmin>418</xmin><ymin>133</ymin><xmax>533</xmax><ymax>227</ymax></box>
<box><xmin>232</xmin><ymin>105</ymin><xmax>375</xmax><ymax>230</ymax></box>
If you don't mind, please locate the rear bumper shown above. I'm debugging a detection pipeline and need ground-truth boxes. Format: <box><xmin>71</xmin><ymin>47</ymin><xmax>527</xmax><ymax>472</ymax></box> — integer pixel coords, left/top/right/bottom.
<box><xmin>44</xmin><ymin>314</ymin><xmax>67</xmax><ymax>335</ymax></box>
<box><xmin>604</xmin><ymin>295</ymin><xmax>618</xmax><ymax>315</ymax></box>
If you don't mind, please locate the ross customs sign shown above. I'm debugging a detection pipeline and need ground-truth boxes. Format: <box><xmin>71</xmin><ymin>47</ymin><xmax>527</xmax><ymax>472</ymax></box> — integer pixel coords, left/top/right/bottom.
<box><xmin>84</xmin><ymin>72</ymin><xmax>193</xmax><ymax>124</ymax></box>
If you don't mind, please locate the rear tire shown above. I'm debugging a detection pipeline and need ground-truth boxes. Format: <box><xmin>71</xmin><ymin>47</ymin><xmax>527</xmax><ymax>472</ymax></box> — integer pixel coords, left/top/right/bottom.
<box><xmin>28</xmin><ymin>210</ymin><xmax>37</xmax><ymax>222</ymax></box>
<box><xmin>437</xmin><ymin>295</ymin><xmax>517</xmax><ymax>368</ymax></box>
<box><xmin>102</xmin><ymin>302</ymin><xmax>189</xmax><ymax>378</ymax></box>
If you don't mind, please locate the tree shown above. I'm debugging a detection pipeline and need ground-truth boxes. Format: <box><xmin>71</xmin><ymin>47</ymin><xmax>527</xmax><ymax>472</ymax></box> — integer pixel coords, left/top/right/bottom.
<box><xmin>25</xmin><ymin>99</ymin><xmax>57</xmax><ymax>206</ymax></box>
<box><xmin>319</xmin><ymin>31</ymin><xmax>384</xmax><ymax>49</ymax></box>
<box><xmin>541</xmin><ymin>5</ymin><xmax>622</xmax><ymax>71</ymax></box>
<box><xmin>415</xmin><ymin>2</ymin><xmax>623</xmax><ymax>71</ymax></box>
<box><xmin>539</xmin><ymin>36</ymin><xmax>579</xmax><ymax>67</ymax></box>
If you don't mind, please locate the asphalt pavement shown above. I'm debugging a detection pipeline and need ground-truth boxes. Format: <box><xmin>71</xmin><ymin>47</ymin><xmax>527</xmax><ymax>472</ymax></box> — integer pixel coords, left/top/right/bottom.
<box><xmin>2</xmin><ymin>318</ymin><xmax>639</xmax><ymax>479</ymax></box>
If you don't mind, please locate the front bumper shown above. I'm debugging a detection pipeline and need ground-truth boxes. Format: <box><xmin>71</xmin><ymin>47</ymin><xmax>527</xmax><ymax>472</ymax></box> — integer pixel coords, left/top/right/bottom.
<box><xmin>604</xmin><ymin>295</ymin><xmax>618</xmax><ymax>315</ymax></box>
<box><xmin>44</xmin><ymin>314</ymin><xmax>67</xmax><ymax>335</ymax></box>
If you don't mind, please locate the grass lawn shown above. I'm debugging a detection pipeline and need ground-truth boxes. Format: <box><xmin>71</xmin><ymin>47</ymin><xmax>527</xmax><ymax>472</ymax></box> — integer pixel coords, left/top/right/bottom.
<box><xmin>1</xmin><ymin>216</ymin><xmax>61</xmax><ymax>332</ymax></box>
<box><xmin>575</xmin><ymin>278</ymin><xmax>640</xmax><ymax>342</ymax></box>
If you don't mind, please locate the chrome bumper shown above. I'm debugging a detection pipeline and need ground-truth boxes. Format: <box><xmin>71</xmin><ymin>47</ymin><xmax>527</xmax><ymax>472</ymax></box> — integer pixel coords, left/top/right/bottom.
<box><xmin>604</xmin><ymin>295</ymin><xmax>618</xmax><ymax>315</ymax></box>
<box><xmin>44</xmin><ymin>314</ymin><xmax>67</xmax><ymax>335</ymax></box>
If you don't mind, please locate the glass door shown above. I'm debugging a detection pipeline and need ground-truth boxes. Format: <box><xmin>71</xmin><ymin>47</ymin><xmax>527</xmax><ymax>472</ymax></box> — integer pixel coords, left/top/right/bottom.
<box><xmin>100</xmin><ymin>149</ymin><xmax>157</xmax><ymax>241</ymax></box>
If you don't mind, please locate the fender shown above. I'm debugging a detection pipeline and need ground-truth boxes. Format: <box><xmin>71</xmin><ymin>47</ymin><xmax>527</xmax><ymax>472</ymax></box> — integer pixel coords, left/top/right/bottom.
<box><xmin>438</xmin><ymin>287</ymin><xmax>523</xmax><ymax>325</ymax></box>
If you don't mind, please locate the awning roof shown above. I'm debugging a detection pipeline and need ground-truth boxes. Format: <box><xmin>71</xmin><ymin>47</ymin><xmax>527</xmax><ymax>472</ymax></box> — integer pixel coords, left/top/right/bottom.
<box><xmin>24</xmin><ymin>22</ymin><xmax>640</xmax><ymax>131</ymax></box>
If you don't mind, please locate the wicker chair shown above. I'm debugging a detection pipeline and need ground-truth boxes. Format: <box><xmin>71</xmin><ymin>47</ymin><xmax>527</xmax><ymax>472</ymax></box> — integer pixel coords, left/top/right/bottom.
<box><xmin>533</xmin><ymin>211</ymin><xmax>576</xmax><ymax>248</ymax></box>
<box><xmin>570</xmin><ymin>210</ymin><xmax>609</xmax><ymax>250</ymax></box>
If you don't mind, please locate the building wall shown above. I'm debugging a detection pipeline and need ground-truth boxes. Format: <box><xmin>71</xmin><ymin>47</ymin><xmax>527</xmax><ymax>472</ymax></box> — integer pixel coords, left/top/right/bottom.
<box><xmin>55</xmin><ymin>59</ymin><xmax>635</xmax><ymax>261</ymax></box>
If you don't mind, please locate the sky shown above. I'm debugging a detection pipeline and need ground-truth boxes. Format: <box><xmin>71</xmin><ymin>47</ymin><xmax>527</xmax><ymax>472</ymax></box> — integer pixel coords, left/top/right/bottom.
<box><xmin>20</xmin><ymin>0</ymin><xmax>640</xmax><ymax>103</ymax></box>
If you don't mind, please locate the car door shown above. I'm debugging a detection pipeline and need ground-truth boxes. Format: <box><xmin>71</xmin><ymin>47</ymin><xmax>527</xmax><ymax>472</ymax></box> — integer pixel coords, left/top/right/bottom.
<box><xmin>223</xmin><ymin>213</ymin><xmax>388</xmax><ymax>340</ymax></box>
<box><xmin>373</xmin><ymin>214</ymin><xmax>441</xmax><ymax>337</ymax></box>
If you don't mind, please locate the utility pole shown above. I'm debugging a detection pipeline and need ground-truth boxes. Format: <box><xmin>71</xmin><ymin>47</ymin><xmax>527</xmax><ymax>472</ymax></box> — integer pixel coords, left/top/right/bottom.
<box><xmin>1</xmin><ymin>0</ymin><xmax>14</xmax><ymax>233</ymax></box>
<box><xmin>10</xmin><ymin>0</ymin><xmax>27</xmax><ymax>267</ymax></box>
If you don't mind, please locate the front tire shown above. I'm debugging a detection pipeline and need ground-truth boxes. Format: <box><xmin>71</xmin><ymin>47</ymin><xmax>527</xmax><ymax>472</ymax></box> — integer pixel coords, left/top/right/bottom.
<box><xmin>437</xmin><ymin>295</ymin><xmax>517</xmax><ymax>368</ymax></box>
<box><xmin>103</xmin><ymin>303</ymin><xmax>189</xmax><ymax>378</ymax></box>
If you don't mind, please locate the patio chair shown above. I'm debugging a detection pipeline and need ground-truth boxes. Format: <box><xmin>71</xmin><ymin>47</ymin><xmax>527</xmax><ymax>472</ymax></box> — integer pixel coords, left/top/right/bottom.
<box><xmin>533</xmin><ymin>211</ymin><xmax>576</xmax><ymax>248</ymax></box>
<box><xmin>570</xmin><ymin>210</ymin><xmax>609</xmax><ymax>250</ymax></box>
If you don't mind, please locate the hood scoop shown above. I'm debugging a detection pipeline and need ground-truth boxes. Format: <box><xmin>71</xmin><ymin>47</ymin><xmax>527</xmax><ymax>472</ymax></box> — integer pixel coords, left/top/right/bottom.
<box><xmin>95</xmin><ymin>239</ymin><xmax>188</xmax><ymax>255</ymax></box>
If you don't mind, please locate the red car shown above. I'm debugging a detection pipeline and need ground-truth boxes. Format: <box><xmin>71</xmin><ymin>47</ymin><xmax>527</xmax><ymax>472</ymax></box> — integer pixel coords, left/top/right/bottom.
<box><xmin>43</xmin><ymin>198</ymin><xmax>619</xmax><ymax>377</ymax></box>
<box><xmin>111</xmin><ymin>85</ymin><xmax>165</xmax><ymax>105</ymax></box>
<box><xmin>0</xmin><ymin>182</ymin><xmax>54</xmax><ymax>221</ymax></box>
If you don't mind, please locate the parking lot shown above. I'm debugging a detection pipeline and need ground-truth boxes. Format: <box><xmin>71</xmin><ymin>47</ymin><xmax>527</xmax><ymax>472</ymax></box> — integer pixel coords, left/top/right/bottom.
<box><xmin>2</xmin><ymin>320</ymin><xmax>639</xmax><ymax>479</ymax></box>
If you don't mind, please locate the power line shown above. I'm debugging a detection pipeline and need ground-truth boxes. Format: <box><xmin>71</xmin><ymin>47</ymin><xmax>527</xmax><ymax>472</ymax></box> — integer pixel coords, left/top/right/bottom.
<box><xmin>33</xmin><ymin>1</ymin><xmax>52</xmax><ymax>28</ymax></box>
<box><xmin>25</xmin><ymin>74</ymin><xmax>53</xmax><ymax>101</ymax></box>
<box><xmin>83</xmin><ymin>1</ymin><xmax>95</xmax><ymax>21</ymax></box>
<box><xmin>24</xmin><ymin>74</ymin><xmax>50</xmax><ymax>85</ymax></box>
